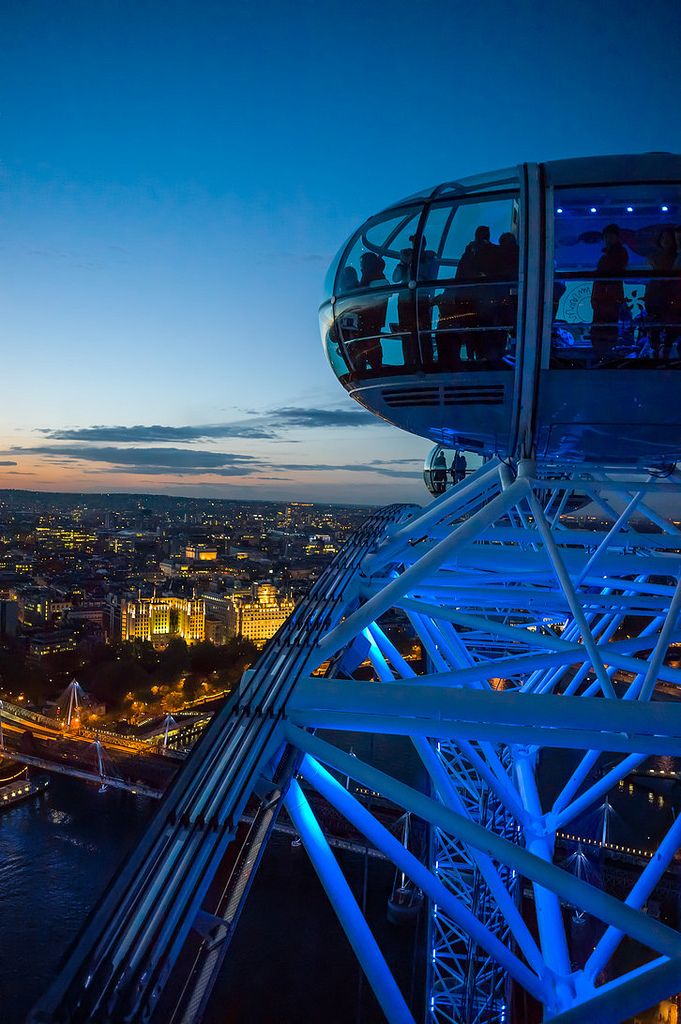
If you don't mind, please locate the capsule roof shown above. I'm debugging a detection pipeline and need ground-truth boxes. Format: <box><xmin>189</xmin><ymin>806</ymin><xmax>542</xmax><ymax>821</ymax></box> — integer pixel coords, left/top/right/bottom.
<box><xmin>378</xmin><ymin>154</ymin><xmax>681</xmax><ymax>213</ymax></box>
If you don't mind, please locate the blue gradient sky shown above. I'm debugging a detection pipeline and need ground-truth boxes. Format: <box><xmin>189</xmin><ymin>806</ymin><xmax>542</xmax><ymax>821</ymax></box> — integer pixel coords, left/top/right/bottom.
<box><xmin>2</xmin><ymin>0</ymin><xmax>680</xmax><ymax>503</ymax></box>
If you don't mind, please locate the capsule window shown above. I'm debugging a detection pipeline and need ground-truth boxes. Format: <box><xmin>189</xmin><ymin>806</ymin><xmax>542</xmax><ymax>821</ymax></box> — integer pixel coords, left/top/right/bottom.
<box><xmin>334</xmin><ymin>287</ymin><xmax>417</xmax><ymax>378</ymax></box>
<box><xmin>551</xmin><ymin>184</ymin><xmax>681</xmax><ymax>366</ymax></box>
<box><xmin>414</xmin><ymin>195</ymin><xmax>520</xmax><ymax>370</ymax></box>
<box><xmin>320</xmin><ymin>301</ymin><xmax>351</xmax><ymax>379</ymax></box>
<box><xmin>417</xmin><ymin>197</ymin><xmax>520</xmax><ymax>282</ymax></box>
<box><xmin>334</xmin><ymin>208</ymin><xmax>422</xmax><ymax>297</ymax></box>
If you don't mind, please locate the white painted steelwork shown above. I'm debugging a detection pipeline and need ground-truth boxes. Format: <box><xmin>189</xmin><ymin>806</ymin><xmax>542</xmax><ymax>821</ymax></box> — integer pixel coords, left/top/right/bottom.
<box><xmin>29</xmin><ymin>459</ymin><xmax>681</xmax><ymax>1024</ymax></box>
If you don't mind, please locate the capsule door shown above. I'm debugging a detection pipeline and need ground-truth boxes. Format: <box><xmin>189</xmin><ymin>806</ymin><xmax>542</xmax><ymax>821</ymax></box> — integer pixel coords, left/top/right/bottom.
<box><xmin>535</xmin><ymin>174</ymin><xmax>681</xmax><ymax>466</ymax></box>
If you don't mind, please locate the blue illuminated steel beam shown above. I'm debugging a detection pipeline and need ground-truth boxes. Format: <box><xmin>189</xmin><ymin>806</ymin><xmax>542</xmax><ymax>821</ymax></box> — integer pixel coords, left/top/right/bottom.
<box><xmin>284</xmin><ymin>726</ymin><xmax>681</xmax><ymax>964</ymax></box>
<box><xmin>549</xmin><ymin>956</ymin><xmax>681</xmax><ymax>1024</ymax></box>
<box><xmin>28</xmin><ymin>458</ymin><xmax>681</xmax><ymax>1024</ymax></box>
<box><xmin>298</xmin><ymin>754</ymin><xmax>549</xmax><ymax>1003</ymax></box>
<box><xmin>287</xmin><ymin>679</ymin><xmax>681</xmax><ymax>755</ymax></box>
<box><xmin>284</xmin><ymin>779</ymin><xmax>415</xmax><ymax>1024</ymax></box>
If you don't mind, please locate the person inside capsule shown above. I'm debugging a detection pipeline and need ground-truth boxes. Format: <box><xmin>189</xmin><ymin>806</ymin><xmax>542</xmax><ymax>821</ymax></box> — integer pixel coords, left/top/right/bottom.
<box><xmin>328</xmin><ymin>196</ymin><xmax>521</xmax><ymax>381</ymax></box>
<box><xmin>590</xmin><ymin>223</ymin><xmax>628</xmax><ymax>360</ymax></box>
<box><xmin>354</xmin><ymin>252</ymin><xmax>388</xmax><ymax>374</ymax></box>
<box><xmin>646</xmin><ymin>228</ymin><xmax>678</xmax><ymax>358</ymax></box>
<box><xmin>436</xmin><ymin>225</ymin><xmax>490</xmax><ymax>366</ymax></box>
<box><xmin>552</xmin><ymin>184</ymin><xmax>681</xmax><ymax>367</ymax></box>
<box><xmin>326</xmin><ymin>173</ymin><xmax>681</xmax><ymax>386</ymax></box>
<box><xmin>393</xmin><ymin>234</ymin><xmax>437</xmax><ymax>369</ymax></box>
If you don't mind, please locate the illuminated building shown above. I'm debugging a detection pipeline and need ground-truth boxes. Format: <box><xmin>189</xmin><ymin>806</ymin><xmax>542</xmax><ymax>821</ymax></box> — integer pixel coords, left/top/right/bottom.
<box><xmin>34</xmin><ymin>524</ymin><xmax>97</xmax><ymax>552</ymax></box>
<box><xmin>283</xmin><ymin>502</ymin><xmax>313</xmax><ymax>528</ymax></box>
<box><xmin>120</xmin><ymin>594</ymin><xmax>205</xmax><ymax>646</ymax></box>
<box><xmin>226</xmin><ymin>583</ymin><xmax>294</xmax><ymax>648</ymax></box>
<box><xmin>27</xmin><ymin>631</ymin><xmax>77</xmax><ymax>658</ymax></box>
<box><xmin>203</xmin><ymin>594</ymin><xmax>232</xmax><ymax>646</ymax></box>
<box><xmin>184</xmin><ymin>544</ymin><xmax>218</xmax><ymax>561</ymax></box>
<box><xmin>13</xmin><ymin>587</ymin><xmax>51</xmax><ymax>625</ymax></box>
<box><xmin>202</xmin><ymin>593</ymin><xmax>232</xmax><ymax>622</ymax></box>
<box><xmin>304</xmin><ymin>533</ymin><xmax>338</xmax><ymax>556</ymax></box>
<box><xmin>159</xmin><ymin>559</ymin><xmax>192</xmax><ymax>578</ymax></box>
<box><xmin>66</xmin><ymin>605</ymin><xmax>109</xmax><ymax>634</ymax></box>
<box><xmin>0</xmin><ymin>552</ymin><xmax>34</xmax><ymax>576</ymax></box>
<box><xmin>110</xmin><ymin>530</ymin><xmax>158</xmax><ymax>554</ymax></box>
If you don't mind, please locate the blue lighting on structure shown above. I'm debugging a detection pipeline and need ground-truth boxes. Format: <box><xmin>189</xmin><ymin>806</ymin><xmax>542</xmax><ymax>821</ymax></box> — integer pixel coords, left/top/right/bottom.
<box><xmin>362</xmin><ymin>628</ymin><xmax>383</xmax><ymax>668</ymax></box>
<box><xmin>590</xmin><ymin>207</ymin><xmax>597</xmax><ymax>213</ymax></box>
<box><xmin>556</xmin><ymin>207</ymin><xmax>563</xmax><ymax>214</ymax></box>
<box><xmin>626</xmin><ymin>206</ymin><xmax>634</xmax><ymax>212</ymax></box>
<box><xmin>662</xmin><ymin>205</ymin><xmax>669</xmax><ymax>212</ymax></box>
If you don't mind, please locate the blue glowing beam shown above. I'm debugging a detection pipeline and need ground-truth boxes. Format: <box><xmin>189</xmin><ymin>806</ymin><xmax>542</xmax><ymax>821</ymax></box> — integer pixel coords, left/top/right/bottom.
<box><xmin>284</xmin><ymin>779</ymin><xmax>415</xmax><ymax>1024</ymax></box>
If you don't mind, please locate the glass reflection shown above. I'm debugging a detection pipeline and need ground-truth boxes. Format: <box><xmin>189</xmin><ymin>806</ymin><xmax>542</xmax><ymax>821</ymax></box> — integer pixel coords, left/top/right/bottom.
<box><xmin>418</xmin><ymin>283</ymin><xmax>515</xmax><ymax>369</ymax></box>
<box><xmin>320</xmin><ymin>302</ymin><xmax>350</xmax><ymax>378</ymax></box>
<box><xmin>414</xmin><ymin>199</ymin><xmax>519</xmax><ymax>370</ymax></box>
<box><xmin>552</xmin><ymin>274</ymin><xmax>681</xmax><ymax>367</ymax></box>
<box><xmin>334</xmin><ymin>208</ymin><xmax>421</xmax><ymax>297</ymax></box>
<box><xmin>334</xmin><ymin>288</ymin><xmax>416</xmax><ymax>378</ymax></box>
<box><xmin>552</xmin><ymin>186</ymin><xmax>681</xmax><ymax>367</ymax></box>
<box><xmin>418</xmin><ymin>197</ymin><xmax>519</xmax><ymax>282</ymax></box>
<box><xmin>325</xmin><ymin>192</ymin><xmax>521</xmax><ymax>379</ymax></box>
<box><xmin>324</xmin><ymin>239</ymin><xmax>350</xmax><ymax>299</ymax></box>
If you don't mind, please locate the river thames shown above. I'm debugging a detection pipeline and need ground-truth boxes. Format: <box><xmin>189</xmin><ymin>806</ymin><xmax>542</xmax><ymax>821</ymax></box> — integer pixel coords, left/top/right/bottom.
<box><xmin>0</xmin><ymin>734</ymin><xmax>425</xmax><ymax>1023</ymax></box>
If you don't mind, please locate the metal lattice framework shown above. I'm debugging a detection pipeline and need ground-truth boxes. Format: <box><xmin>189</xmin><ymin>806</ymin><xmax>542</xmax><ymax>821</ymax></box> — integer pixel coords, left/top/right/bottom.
<box><xmin>31</xmin><ymin>456</ymin><xmax>681</xmax><ymax>1024</ymax></box>
<box><xmin>429</xmin><ymin>744</ymin><xmax>518</xmax><ymax>1024</ymax></box>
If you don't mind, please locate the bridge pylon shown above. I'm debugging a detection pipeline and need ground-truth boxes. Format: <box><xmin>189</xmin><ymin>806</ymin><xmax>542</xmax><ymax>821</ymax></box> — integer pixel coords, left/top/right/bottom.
<box><xmin>57</xmin><ymin>679</ymin><xmax>88</xmax><ymax>729</ymax></box>
<box><xmin>162</xmin><ymin>713</ymin><xmax>176</xmax><ymax>749</ymax></box>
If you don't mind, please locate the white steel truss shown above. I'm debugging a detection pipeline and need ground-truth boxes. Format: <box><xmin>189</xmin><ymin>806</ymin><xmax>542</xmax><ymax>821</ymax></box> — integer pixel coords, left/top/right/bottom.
<box><xmin>282</xmin><ymin>455</ymin><xmax>681</xmax><ymax>1023</ymax></box>
<box><xmin>31</xmin><ymin>456</ymin><xmax>681</xmax><ymax>1024</ymax></box>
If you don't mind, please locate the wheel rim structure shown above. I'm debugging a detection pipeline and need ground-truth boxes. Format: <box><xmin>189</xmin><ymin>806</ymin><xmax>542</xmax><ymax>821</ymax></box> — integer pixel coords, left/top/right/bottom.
<box><xmin>30</xmin><ymin>456</ymin><xmax>681</xmax><ymax>1024</ymax></box>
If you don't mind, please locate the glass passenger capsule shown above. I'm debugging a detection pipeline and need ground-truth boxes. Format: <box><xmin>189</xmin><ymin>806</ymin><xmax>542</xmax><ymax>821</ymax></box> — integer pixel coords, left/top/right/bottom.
<box><xmin>320</xmin><ymin>154</ymin><xmax>681</xmax><ymax>467</ymax></box>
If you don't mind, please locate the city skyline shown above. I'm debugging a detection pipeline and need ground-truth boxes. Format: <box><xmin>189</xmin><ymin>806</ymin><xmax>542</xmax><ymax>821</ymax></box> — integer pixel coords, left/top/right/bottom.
<box><xmin>3</xmin><ymin>0</ymin><xmax>680</xmax><ymax>503</ymax></box>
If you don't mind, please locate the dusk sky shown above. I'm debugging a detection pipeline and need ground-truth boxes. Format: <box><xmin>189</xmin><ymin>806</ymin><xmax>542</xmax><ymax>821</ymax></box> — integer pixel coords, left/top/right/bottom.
<box><xmin>2</xmin><ymin>0</ymin><xmax>680</xmax><ymax>504</ymax></box>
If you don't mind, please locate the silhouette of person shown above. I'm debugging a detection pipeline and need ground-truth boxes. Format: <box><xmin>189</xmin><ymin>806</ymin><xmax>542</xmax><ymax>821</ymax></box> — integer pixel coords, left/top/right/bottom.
<box><xmin>427</xmin><ymin>447</ymin><xmax>448</xmax><ymax>494</ymax></box>
<box><xmin>360</xmin><ymin>251</ymin><xmax>387</xmax><ymax>288</ymax></box>
<box><xmin>415</xmin><ymin>235</ymin><xmax>439</xmax><ymax>369</ymax></box>
<box><xmin>328</xmin><ymin>266</ymin><xmax>359</xmax><ymax>376</ymax></box>
<box><xmin>591</xmin><ymin>224</ymin><xmax>628</xmax><ymax>362</ymax></box>
<box><xmin>432</xmin><ymin>226</ymin><xmax>494</xmax><ymax>367</ymax></box>
<box><xmin>355</xmin><ymin>252</ymin><xmax>388</xmax><ymax>374</ymax></box>
<box><xmin>490</xmin><ymin>232</ymin><xmax>519</xmax><ymax>363</ymax></box>
<box><xmin>392</xmin><ymin>238</ymin><xmax>420</xmax><ymax>369</ymax></box>
<box><xmin>668</xmin><ymin>225</ymin><xmax>681</xmax><ymax>358</ymax></box>
<box><xmin>453</xmin><ymin>452</ymin><xmax>467</xmax><ymax>483</ymax></box>
<box><xmin>456</xmin><ymin>226</ymin><xmax>500</xmax><ymax>363</ymax></box>
<box><xmin>645</xmin><ymin>228</ymin><xmax>677</xmax><ymax>358</ymax></box>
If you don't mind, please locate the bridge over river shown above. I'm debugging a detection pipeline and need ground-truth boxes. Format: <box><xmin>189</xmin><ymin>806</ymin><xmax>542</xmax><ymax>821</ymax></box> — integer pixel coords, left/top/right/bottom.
<box><xmin>0</xmin><ymin>691</ymin><xmax>211</xmax><ymax>797</ymax></box>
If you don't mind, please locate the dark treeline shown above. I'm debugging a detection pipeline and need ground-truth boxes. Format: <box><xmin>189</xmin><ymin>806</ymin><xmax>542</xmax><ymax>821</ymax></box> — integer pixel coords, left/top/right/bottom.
<box><xmin>0</xmin><ymin>637</ymin><xmax>257</xmax><ymax>715</ymax></box>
